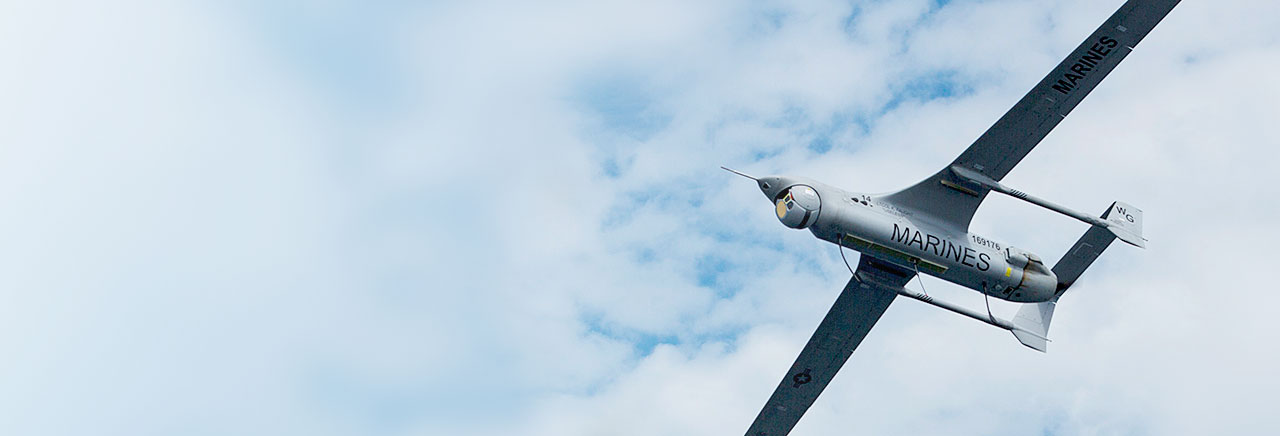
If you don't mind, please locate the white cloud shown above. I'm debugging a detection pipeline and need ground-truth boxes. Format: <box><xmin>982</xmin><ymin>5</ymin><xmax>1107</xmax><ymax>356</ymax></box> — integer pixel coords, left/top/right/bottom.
<box><xmin>1</xmin><ymin>0</ymin><xmax>1277</xmax><ymax>435</ymax></box>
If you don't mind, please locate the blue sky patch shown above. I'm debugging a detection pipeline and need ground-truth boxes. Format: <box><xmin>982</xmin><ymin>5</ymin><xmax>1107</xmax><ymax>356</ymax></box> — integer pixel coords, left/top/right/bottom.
<box><xmin>574</xmin><ymin>74</ymin><xmax>673</xmax><ymax>142</ymax></box>
<box><xmin>881</xmin><ymin>69</ymin><xmax>975</xmax><ymax>112</ymax></box>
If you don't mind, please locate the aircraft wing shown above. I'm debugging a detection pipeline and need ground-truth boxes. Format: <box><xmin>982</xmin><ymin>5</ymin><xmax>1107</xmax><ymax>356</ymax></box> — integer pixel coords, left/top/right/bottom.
<box><xmin>744</xmin><ymin>256</ymin><xmax>913</xmax><ymax>436</ymax></box>
<box><xmin>883</xmin><ymin>0</ymin><xmax>1180</xmax><ymax>230</ymax></box>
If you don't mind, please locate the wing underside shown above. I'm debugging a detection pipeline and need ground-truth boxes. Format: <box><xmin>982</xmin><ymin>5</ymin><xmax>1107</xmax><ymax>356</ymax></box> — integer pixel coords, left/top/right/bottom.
<box><xmin>744</xmin><ymin>256</ymin><xmax>913</xmax><ymax>436</ymax></box>
<box><xmin>883</xmin><ymin>0</ymin><xmax>1180</xmax><ymax>229</ymax></box>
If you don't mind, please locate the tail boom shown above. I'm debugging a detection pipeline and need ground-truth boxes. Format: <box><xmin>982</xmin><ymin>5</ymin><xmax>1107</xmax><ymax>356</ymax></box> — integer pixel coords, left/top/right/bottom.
<box><xmin>1010</xmin><ymin>202</ymin><xmax>1140</xmax><ymax>351</ymax></box>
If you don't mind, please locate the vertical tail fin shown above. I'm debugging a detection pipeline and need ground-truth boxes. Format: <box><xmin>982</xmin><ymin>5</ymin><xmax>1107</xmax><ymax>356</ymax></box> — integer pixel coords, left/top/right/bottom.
<box><xmin>1103</xmin><ymin>201</ymin><xmax>1145</xmax><ymax>248</ymax></box>
<box><xmin>1011</xmin><ymin>300</ymin><xmax>1055</xmax><ymax>352</ymax></box>
<box><xmin>1011</xmin><ymin>203</ymin><xmax>1131</xmax><ymax>352</ymax></box>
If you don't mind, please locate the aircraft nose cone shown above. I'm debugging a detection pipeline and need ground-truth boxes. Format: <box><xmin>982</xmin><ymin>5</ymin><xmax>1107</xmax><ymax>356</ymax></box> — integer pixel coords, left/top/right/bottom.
<box><xmin>758</xmin><ymin>177</ymin><xmax>784</xmax><ymax>200</ymax></box>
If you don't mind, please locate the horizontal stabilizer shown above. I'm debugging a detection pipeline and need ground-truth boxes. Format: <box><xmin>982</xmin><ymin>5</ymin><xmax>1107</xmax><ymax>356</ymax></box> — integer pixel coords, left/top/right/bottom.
<box><xmin>1053</xmin><ymin>223</ymin><xmax>1116</xmax><ymax>292</ymax></box>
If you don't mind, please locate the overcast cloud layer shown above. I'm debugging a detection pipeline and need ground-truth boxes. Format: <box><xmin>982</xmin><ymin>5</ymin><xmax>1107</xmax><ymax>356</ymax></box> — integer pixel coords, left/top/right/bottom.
<box><xmin>2</xmin><ymin>0</ymin><xmax>1279</xmax><ymax>435</ymax></box>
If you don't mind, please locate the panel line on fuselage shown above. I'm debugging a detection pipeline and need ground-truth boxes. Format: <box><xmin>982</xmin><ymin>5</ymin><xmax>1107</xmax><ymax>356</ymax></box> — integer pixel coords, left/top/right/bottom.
<box><xmin>841</xmin><ymin>233</ymin><xmax>948</xmax><ymax>275</ymax></box>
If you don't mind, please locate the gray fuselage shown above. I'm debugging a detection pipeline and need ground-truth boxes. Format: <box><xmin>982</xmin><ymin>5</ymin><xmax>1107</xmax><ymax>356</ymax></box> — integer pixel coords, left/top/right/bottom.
<box><xmin>759</xmin><ymin>176</ymin><xmax>1057</xmax><ymax>303</ymax></box>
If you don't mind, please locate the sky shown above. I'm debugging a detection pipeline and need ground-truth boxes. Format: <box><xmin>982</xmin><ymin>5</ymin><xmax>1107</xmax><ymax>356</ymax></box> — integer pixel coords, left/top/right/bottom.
<box><xmin>1</xmin><ymin>0</ymin><xmax>1279</xmax><ymax>435</ymax></box>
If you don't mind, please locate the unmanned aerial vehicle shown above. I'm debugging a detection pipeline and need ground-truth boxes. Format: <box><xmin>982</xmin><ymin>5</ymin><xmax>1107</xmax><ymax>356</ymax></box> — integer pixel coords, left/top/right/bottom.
<box><xmin>730</xmin><ymin>1</ymin><xmax>1179</xmax><ymax>434</ymax></box>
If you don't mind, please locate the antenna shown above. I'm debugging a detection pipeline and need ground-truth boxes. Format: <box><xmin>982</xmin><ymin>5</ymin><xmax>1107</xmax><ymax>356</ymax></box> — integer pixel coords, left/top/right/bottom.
<box><xmin>721</xmin><ymin>166</ymin><xmax>758</xmax><ymax>181</ymax></box>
